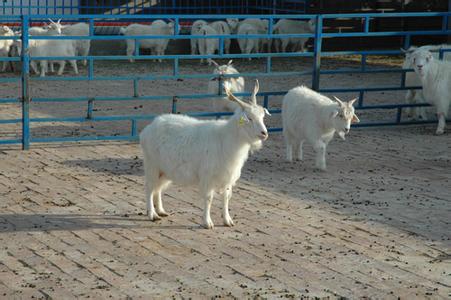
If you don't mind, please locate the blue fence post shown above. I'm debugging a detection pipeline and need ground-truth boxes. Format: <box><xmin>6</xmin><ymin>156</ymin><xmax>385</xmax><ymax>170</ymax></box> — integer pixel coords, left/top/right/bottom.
<box><xmin>21</xmin><ymin>15</ymin><xmax>30</xmax><ymax>150</ymax></box>
<box><xmin>131</xmin><ymin>119</ymin><xmax>138</xmax><ymax>137</ymax></box>
<box><xmin>312</xmin><ymin>14</ymin><xmax>323</xmax><ymax>91</ymax></box>
<box><xmin>133</xmin><ymin>79</ymin><xmax>139</xmax><ymax>97</ymax></box>
<box><xmin>172</xmin><ymin>96</ymin><xmax>178</xmax><ymax>114</ymax></box>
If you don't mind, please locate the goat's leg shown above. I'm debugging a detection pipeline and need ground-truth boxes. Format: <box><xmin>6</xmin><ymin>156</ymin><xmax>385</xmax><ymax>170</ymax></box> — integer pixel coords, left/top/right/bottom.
<box><xmin>298</xmin><ymin>140</ymin><xmax>305</xmax><ymax>161</ymax></box>
<box><xmin>201</xmin><ymin>189</ymin><xmax>214</xmax><ymax>229</ymax></box>
<box><xmin>223</xmin><ymin>186</ymin><xmax>234</xmax><ymax>227</ymax></box>
<box><xmin>69</xmin><ymin>60</ymin><xmax>78</xmax><ymax>75</ymax></box>
<box><xmin>56</xmin><ymin>60</ymin><xmax>66</xmax><ymax>75</ymax></box>
<box><xmin>314</xmin><ymin>140</ymin><xmax>327</xmax><ymax>170</ymax></box>
<box><xmin>154</xmin><ymin>189</ymin><xmax>168</xmax><ymax>217</ymax></box>
<box><xmin>436</xmin><ymin>112</ymin><xmax>446</xmax><ymax>135</ymax></box>
<box><xmin>30</xmin><ymin>61</ymin><xmax>39</xmax><ymax>75</ymax></box>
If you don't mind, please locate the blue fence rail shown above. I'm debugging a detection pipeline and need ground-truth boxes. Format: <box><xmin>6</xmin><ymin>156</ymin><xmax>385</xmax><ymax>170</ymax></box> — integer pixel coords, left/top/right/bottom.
<box><xmin>0</xmin><ymin>12</ymin><xmax>450</xmax><ymax>149</ymax></box>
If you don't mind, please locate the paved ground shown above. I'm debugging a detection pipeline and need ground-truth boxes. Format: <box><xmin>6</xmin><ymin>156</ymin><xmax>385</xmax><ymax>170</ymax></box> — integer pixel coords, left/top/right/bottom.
<box><xmin>0</xmin><ymin>124</ymin><xmax>450</xmax><ymax>299</ymax></box>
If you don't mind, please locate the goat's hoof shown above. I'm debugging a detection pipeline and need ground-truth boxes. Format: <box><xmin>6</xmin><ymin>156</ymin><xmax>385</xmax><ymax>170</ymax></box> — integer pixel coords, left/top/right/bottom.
<box><xmin>435</xmin><ymin>129</ymin><xmax>445</xmax><ymax>135</ymax></box>
<box><xmin>223</xmin><ymin>217</ymin><xmax>234</xmax><ymax>227</ymax></box>
<box><xmin>203</xmin><ymin>219</ymin><xmax>214</xmax><ymax>229</ymax></box>
<box><xmin>156</xmin><ymin>209</ymin><xmax>169</xmax><ymax>217</ymax></box>
<box><xmin>148</xmin><ymin>212</ymin><xmax>161</xmax><ymax>221</ymax></box>
<box><xmin>315</xmin><ymin>165</ymin><xmax>327</xmax><ymax>171</ymax></box>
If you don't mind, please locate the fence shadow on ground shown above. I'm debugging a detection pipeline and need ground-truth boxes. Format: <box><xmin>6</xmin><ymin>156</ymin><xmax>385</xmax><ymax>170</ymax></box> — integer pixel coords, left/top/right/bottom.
<box><xmin>64</xmin><ymin>158</ymin><xmax>143</xmax><ymax>176</ymax></box>
<box><xmin>0</xmin><ymin>213</ymin><xmax>201</xmax><ymax>232</ymax></box>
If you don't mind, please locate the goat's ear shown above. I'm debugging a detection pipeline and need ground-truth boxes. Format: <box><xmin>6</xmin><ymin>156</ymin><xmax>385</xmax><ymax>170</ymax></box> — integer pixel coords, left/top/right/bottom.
<box><xmin>332</xmin><ymin>95</ymin><xmax>344</xmax><ymax>107</ymax></box>
<box><xmin>330</xmin><ymin>110</ymin><xmax>339</xmax><ymax>119</ymax></box>
<box><xmin>348</xmin><ymin>98</ymin><xmax>358</xmax><ymax>106</ymax></box>
<box><xmin>251</xmin><ymin>79</ymin><xmax>259</xmax><ymax>104</ymax></box>
<box><xmin>57</xmin><ymin>19</ymin><xmax>61</xmax><ymax>24</ymax></box>
<box><xmin>352</xmin><ymin>114</ymin><xmax>360</xmax><ymax>123</ymax></box>
<box><xmin>264</xmin><ymin>108</ymin><xmax>271</xmax><ymax>116</ymax></box>
<box><xmin>227</xmin><ymin>59</ymin><xmax>233</xmax><ymax>66</ymax></box>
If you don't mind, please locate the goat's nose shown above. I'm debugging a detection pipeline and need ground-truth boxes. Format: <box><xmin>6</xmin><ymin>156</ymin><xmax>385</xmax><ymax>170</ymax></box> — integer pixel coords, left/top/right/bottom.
<box><xmin>345</xmin><ymin>128</ymin><xmax>350</xmax><ymax>133</ymax></box>
<box><xmin>417</xmin><ymin>64</ymin><xmax>423</xmax><ymax>69</ymax></box>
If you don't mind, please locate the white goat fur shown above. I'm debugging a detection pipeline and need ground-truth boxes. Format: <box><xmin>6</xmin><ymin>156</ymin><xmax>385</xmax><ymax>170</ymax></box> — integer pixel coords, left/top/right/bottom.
<box><xmin>140</xmin><ymin>80</ymin><xmax>268</xmax><ymax>229</ymax></box>
<box><xmin>410</xmin><ymin>48</ymin><xmax>451</xmax><ymax>135</ymax></box>
<box><xmin>29</xmin><ymin>39</ymin><xmax>78</xmax><ymax>77</ymax></box>
<box><xmin>403</xmin><ymin>44</ymin><xmax>451</xmax><ymax>120</ymax></box>
<box><xmin>282</xmin><ymin>86</ymin><xmax>359</xmax><ymax>170</ymax></box>
<box><xmin>237</xmin><ymin>23</ymin><xmax>261</xmax><ymax>60</ymax></box>
<box><xmin>190</xmin><ymin>20</ymin><xmax>207</xmax><ymax>54</ymax></box>
<box><xmin>47</xmin><ymin>20</ymin><xmax>90</xmax><ymax>66</ymax></box>
<box><xmin>197</xmin><ymin>24</ymin><xmax>218</xmax><ymax>65</ymax></box>
<box><xmin>0</xmin><ymin>26</ymin><xmax>15</xmax><ymax>72</ymax></box>
<box><xmin>209</xmin><ymin>21</ymin><xmax>232</xmax><ymax>54</ymax></box>
<box><xmin>121</xmin><ymin>20</ymin><xmax>175</xmax><ymax>63</ymax></box>
<box><xmin>227</xmin><ymin>18</ymin><xmax>269</xmax><ymax>52</ymax></box>
<box><xmin>273</xmin><ymin>19</ymin><xmax>315</xmax><ymax>52</ymax></box>
<box><xmin>13</xmin><ymin>34</ymin><xmax>78</xmax><ymax>77</ymax></box>
<box><xmin>208</xmin><ymin>60</ymin><xmax>245</xmax><ymax>112</ymax></box>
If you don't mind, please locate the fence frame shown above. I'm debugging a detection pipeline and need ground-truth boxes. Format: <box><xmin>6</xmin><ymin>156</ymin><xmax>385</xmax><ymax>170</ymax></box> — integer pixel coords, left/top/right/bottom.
<box><xmin>0</xmin><ymin>12</ymin><xmax>450</xmax><ymax>150</ymax></box>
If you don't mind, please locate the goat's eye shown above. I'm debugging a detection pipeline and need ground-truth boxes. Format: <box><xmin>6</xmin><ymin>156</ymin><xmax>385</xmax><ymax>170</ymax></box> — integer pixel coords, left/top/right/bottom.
<box><xmin>413</xmin><ymin>58</ymin><xmax>416</xmax><ymax>63</ymax></box>
<box><xmin>248</xmin><ymin>117</ymin><xmax>253</xmax><ymax>122</ymax></box>
<box><xmin>426</xmin><ymin>57</ymin><xmax>430</xmax><ymax>62</ymax></box>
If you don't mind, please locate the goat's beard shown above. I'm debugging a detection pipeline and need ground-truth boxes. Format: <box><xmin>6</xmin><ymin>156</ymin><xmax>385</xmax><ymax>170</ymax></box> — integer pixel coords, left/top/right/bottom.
<box><xmin>337</xmin><ymin>131</ymin><xmax>346</xmax><ymax>141</ymax></box>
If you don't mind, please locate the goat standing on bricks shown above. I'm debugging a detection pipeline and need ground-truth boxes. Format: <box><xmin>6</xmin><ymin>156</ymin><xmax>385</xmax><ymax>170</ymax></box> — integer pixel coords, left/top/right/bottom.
<box><xmin>282</xmin><ymin>86</ymin><xmax>359</xmax><ymax>170</ymax></box>
<box><xmin>409</xmin><ymin>48</ymin><xmax>451</xmax><ymax>135</ymax></box>
<box><xmin>197</xmin><ymin>24</ymin><xmax>218</xmax><ymax>65</ymax></box>
<box><xmin>46</xmin><ymin>19</ymin><xmax>90</xmax><ymax>67</ymax></box>
<box><xmin>0</xmin><ymin>26</ymin><xmax>15</xmax><ymax>72</ymax></box>
<box><xmin>140</xmin><ymin>80</ymin><xmax>269</xmax><ymax>229</ymax></box>
<box><xmin>190</xmin><ymin>20</ymin><xmax>208</xmax><ymax>55</ymax></box>
<box><xmin>208</xmin><ymin>60</ymin><xmax>245</xmax><ymax>112</ymax></box>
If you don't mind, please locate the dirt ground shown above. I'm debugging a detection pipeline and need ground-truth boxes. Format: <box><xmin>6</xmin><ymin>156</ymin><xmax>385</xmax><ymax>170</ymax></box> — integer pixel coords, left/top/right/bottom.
<box><xmin>0</xmin><ymin>57</ymin><xmax>450</xmax><ymax>298</ymax></box>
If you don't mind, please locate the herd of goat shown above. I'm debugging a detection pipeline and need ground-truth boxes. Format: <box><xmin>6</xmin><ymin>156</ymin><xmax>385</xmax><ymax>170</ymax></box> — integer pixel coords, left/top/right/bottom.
<box><xmin>0</xmin><ymin>17</ymin><xmax>315</xmax><ymax>75</ymax></box>
<box><xmin>0</xmin><ymin>19</ymin><xmax>449</xmax><ymax>228</ymax></box>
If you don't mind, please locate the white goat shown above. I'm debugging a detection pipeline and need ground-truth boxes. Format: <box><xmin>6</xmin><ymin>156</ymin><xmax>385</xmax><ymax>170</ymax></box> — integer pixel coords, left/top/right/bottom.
<box><xmin>272</xmin><ymin>19</ymin><xmax>315</xmax><ymax>52</ymax></box>
<box><xmin>197</xmin><ymin>24</ymin><xmax>218</xmax><ymax>65</ymax></box>
<box><xmin>190</xmin><ymin>19</ymin><xmax>207</xmax><ymax>55</ymax></box>
<box><xmin>140</xmin><ymin>80</ymin><xmax>269</xmax><ymax>229</ymax></box>
<box><xmin>14</xmin><ymin>38</ymin><xmax>78</xmax><ymax>77</ymax></box>
<box><xmin>46</xmin><ymin>19</ymin><xmax>90</xmax><ymax>66</ymax></box>
<box><xmin>208</xmin><ymin>60</ymin><xmax>245</xmax><ymax>112</ymax></box>
<box><xmin>209</xmin><ymin>21</ymin><xmax>232</xmax><ymax>54</ymax></box>
<box><xmin>282</xmin><ymin>86</ymin><xmax>360</xmax><ymax>170</ymax></box>
<box><xmin>28</xmin><ymin>24</ymin><xmax>62</xmax><ymax>36</ymax></box>
<box><xmin>409</xmin><ymin>48</ymin><xmax>451</xmax><ymax>135</ymax></box>
<box><xmin>121</xmin><ymin>20</ymin><xmax>175</xmax><ymax>63</ymax></box>
<box><xmin>237</xmin><ymin>23</ymin><xmax>261</xmax><ymax>60</ymax></box>
<box><xmin>228</xmin><ymin>18</ymin><xmax>269</xmax><ymax>52</ymax></box>
<box><xmin>402</xmin><ymin>45</ymin><xmax>451</xmax><ymax>120</ymax></box>
<box><xmin>242</xmin><ymin>18</ymin><xmax>270</xmax><ymax>52</ymax></box>
<box><xmin>0</xmin><ymin>26</ymin><xmax>15</xmax><ymax>72</ymax></box>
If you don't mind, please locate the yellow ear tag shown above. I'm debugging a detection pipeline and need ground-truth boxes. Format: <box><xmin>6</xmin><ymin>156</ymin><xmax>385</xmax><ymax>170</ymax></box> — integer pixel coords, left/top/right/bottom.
<box><xmin>239</xmin><ymin>116</ymin><xmax>245</xmax><ymax>126</ymax></box>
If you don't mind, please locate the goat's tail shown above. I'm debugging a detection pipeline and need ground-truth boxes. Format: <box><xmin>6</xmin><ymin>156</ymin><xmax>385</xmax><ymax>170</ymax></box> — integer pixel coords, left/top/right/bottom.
<box><xmin>119</xmin><ymin>27</ymin><xmax>126</xmax><ymax>35</ymax></box>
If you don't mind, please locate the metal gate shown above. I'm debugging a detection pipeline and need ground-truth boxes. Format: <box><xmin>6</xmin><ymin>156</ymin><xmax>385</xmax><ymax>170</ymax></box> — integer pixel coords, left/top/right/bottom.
<box><xmin>0</xmin><ymin>11</ymin><xmax>450</xmax><ymax>149</ymax></box>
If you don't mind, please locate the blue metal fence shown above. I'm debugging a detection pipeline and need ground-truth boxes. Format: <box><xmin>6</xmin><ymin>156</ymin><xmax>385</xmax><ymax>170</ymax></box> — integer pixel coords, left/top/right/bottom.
<box><xmin>0</xmin><ymin>12</ymin><xmax>449</xmax><ymax>149</ymax></box>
